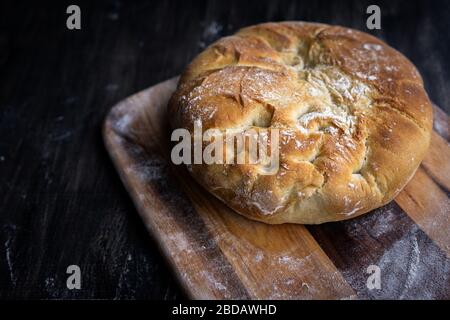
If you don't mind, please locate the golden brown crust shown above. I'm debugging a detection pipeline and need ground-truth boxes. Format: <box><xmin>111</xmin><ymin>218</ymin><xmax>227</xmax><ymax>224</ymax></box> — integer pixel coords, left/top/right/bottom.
<box><xmin>169</xmin><ymin>21</ymin><xmax>433</xmax><ymax>224</ymax></box>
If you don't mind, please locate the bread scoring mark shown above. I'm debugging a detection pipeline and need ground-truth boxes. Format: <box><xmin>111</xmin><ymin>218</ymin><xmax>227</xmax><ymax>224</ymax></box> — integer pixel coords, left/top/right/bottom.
<box><xmin>376</xmin><ymin>101</ymin><xmax>428</xmax><ymax>132</ymax></box>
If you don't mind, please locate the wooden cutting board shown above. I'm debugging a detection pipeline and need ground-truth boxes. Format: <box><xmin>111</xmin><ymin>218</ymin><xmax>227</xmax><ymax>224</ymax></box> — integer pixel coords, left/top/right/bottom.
<box><xmin>103</xmin><ymin>77</ymin><xmax>450</xmax><ymax>299</ymax></box>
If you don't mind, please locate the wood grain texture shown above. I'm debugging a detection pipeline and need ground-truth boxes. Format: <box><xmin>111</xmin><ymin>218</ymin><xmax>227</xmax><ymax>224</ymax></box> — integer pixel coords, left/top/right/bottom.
<box><xmin>2</xmin><ymin>0</ymin><xmax>450</xmax><ymax>299</ymax></box>
<box><xmin>104</xmin><ymin>77</ymin><xmax>450</xmax><ymax>299</ymax></box>
<box><xmin>308</xmin><ymin>201</ymin><xmax>450</xmax><ymax>299</ymax></box>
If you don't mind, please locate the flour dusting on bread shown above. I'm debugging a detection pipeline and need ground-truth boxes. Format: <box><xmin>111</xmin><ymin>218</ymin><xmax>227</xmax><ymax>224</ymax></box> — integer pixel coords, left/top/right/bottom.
<box><xmin>169</xmin><ymin>21</ymin><xmax>433</xmax><ymax>224</ymax></box>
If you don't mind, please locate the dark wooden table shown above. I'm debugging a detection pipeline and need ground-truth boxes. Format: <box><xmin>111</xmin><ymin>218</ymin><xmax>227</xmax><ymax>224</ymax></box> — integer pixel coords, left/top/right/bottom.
<box><xmin>1</xmin><ymin>0</ymin><xmax>449</xmax><ymax>299</ymax></box>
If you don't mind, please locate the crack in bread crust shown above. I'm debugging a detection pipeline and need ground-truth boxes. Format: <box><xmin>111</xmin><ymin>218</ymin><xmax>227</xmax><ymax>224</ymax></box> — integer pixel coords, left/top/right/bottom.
<box><xmin>169</xmin><ymin>21</ymin><xmax>433</xmax><ymax>224</ymax></box>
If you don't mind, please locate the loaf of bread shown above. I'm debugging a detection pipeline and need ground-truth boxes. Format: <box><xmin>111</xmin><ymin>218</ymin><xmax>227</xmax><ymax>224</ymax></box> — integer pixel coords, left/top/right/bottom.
<box><xmin>169</xmin><ymin>22</ymin><xmax>433</xmax><ymax>224</ymax></box>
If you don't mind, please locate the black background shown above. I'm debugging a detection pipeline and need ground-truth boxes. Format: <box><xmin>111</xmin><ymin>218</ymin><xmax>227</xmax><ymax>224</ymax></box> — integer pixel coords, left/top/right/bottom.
<box><xmin>0</xmin><ymin>0</ymin><xmax>449</xmax><ymax>299</ymax></box>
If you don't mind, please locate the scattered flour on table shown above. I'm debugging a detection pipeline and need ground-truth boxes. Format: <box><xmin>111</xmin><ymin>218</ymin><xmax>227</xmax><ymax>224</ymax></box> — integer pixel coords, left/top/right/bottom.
<box><xmin>3</xmin><ymin>224</ymin><xmax>17</xmax><ymax>286</ymax></box>
<box><xmin>338</xmin><ymin>202</ymin><xmax>450</xmax><ymax>299</ymax></box>
<box><xmin>199</xmin><ymin>21</ymin><xmax>224</xmax><ymax>48</ymax></box>
<box><xmin>115</xmin><ymin>113</ymin><xmax>133</xmax><ymax>135</ymax></box>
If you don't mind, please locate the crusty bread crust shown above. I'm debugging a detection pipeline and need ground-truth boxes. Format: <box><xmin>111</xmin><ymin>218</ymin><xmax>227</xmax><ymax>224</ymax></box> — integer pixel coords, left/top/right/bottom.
<box><xmin>169</xmin><ymin>22</ymin><xmax>433</xmax><ymax>224</ymax></box>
